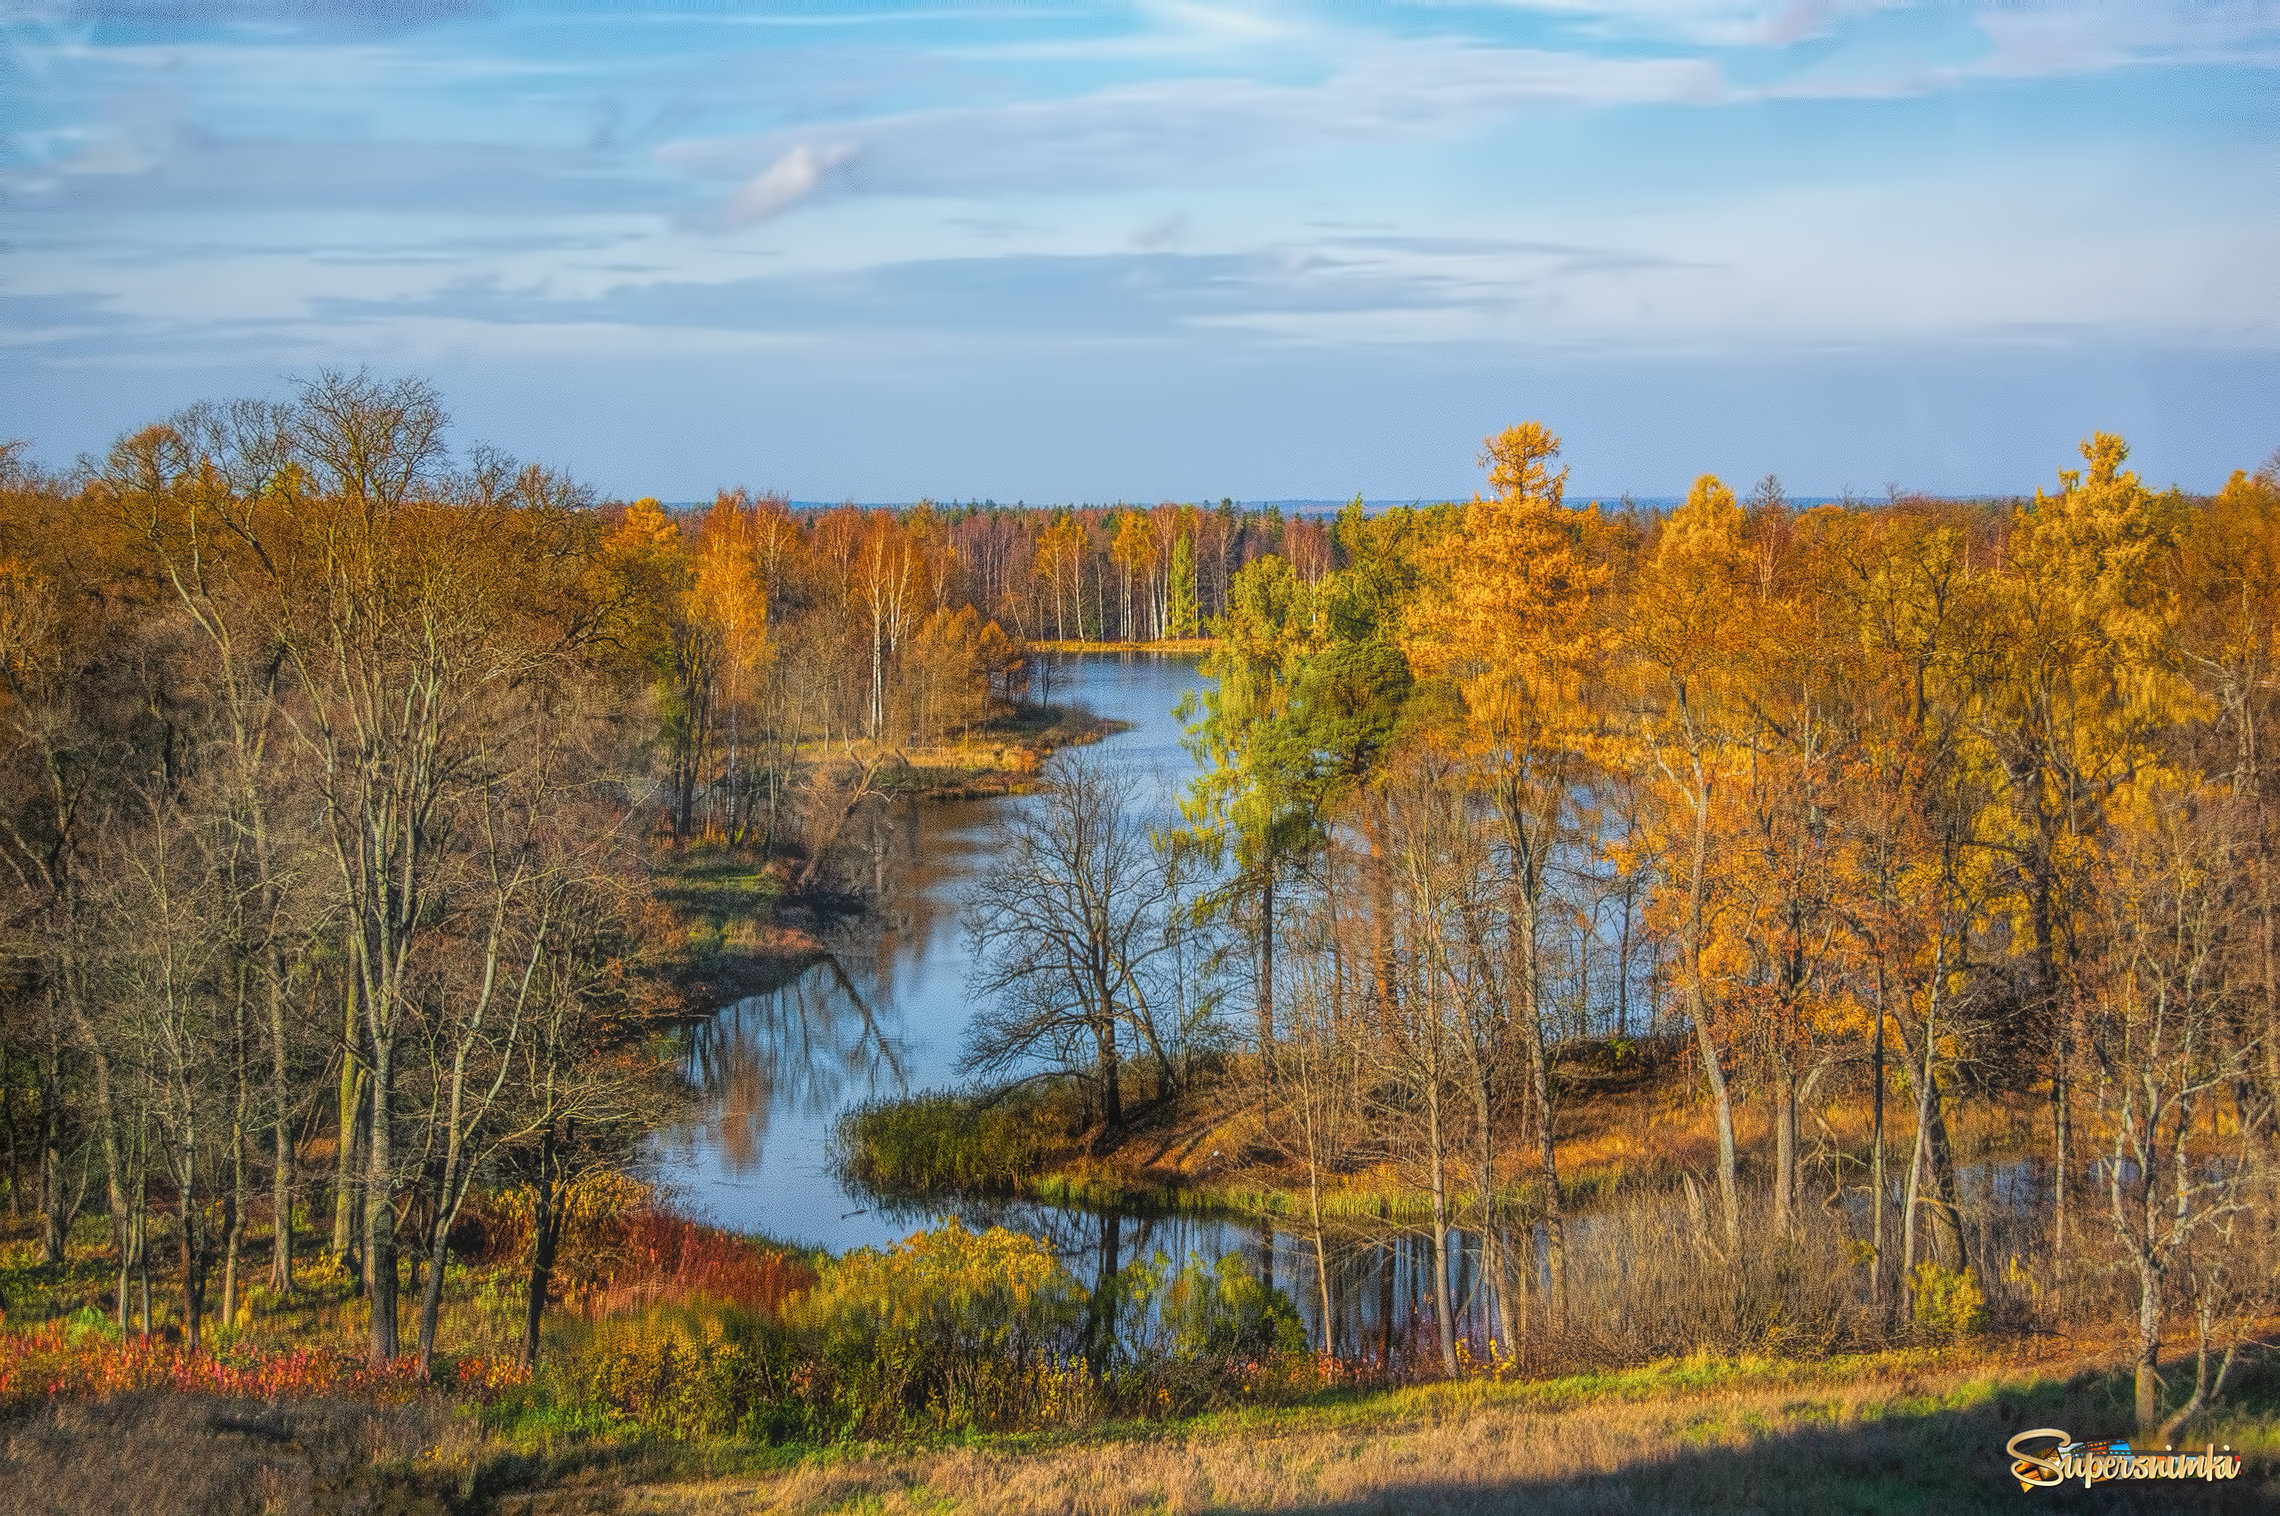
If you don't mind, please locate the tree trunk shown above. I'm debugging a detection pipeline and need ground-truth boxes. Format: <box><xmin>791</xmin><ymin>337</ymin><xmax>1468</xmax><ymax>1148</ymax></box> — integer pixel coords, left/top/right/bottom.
<box><xmin>519</xmin><ymin>1128</ymin><xmax>563</xmax><ymax>1372</ymax></box>
<box><xmin>269</xmin><ymin>970</ymin><xmax>294</xmax><ymax>1294</ymax></box>
<box><xmin>1093</xmin><ymin>1015</ymin><xmax>1121</xmax><ymax>1140</ymax></box>
<box><xmin>1773</xmin><ymin>1055</ymin><xmax>1798</xmax><ymax>1236</ymax></box>
<box><xmin>1376</xmin><ymin>1213</ymin><xmax>1394</xmax><ymax>1368</ymax></box>
<box><xmin>2053</xmin><ymin>1025</ymin><xmax>2070</xmax><ymax>1270</ymax></box>
<box><xmin>417</xmin><ymin>1219</ymin><xmax>451</xmax><ymax>1371</ymax></box>
<box><xmin>332</xmin><ymin>999</ymin><xmax>362</xmax><ymax>1269</ymax></box>
<box><xmin>1425</xmin><ymin>1083</ymin><xmax>1458</xmax><ymax>1376</ymax></box>
<box><xmin>1309</xmin><ymin>1195</ymin><xmax>1335</xmax><ymax>1357</ymax></box>
<box><xmin>1682</xmin><ymin>785</ymin><xmax>1740</xmax><ymax>1246</ymax></box>
<box><xmin>220</xmin><ymin>1130</ymin><xmax>245</xmax><ymax>1338</ymax></box>
<box><xmin>1523</xmin><ymin>1012</ymin><xmax>1564</xmax><ymax>1309</ymax></box>
<box><xmin>364</xmin><ymin>1033</ymin><xmax>397</xmax><ymax>1361</ymax></box>
<box><xmin>1256</xmin><ymin>866</ymin><xmax>1276</xmax><ymax>1080</ymax></box>
<box><xmin>39</xmin><ymin>1047</ymin><xmax>65</xmax><ymax>1267</ymax></box>
<box><xmin>178</xmin><ymin>1158</ymin><xmax>206</xmax><ymax>1355</ymax></box>
<box><xmin>2136</xmin><ymin>1261</ymin><xmax>2164</xmax><ymax>1431</ymax></box>
<box><xmin>1870</xmin><ymin>970</ymin><xmax>1887</xmax><ymax>1308</ymax></box>
<box><xmin>134</xmin><ymin>1162</ymin><xmax>150</xmax><ymax>1339</ymax></box>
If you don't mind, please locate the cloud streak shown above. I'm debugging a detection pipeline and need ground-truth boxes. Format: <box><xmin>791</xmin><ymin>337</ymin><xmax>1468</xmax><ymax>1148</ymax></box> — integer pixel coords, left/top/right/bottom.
<box><xmin>663</xmin><ymin>40</ymin><xmax>1726</xmax><ymax>206</ymax></box>
<box><xmin>698</xmin><ymin>143</ymin><xmax>857</xmax><ymax>230</ymax></box>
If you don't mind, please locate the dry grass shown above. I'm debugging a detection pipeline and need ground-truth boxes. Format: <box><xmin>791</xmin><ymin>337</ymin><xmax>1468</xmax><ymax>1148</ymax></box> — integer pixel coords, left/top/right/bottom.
<box><xmin>491</xmin><ymin>1353</ymin><xmax>2280</xmax><ymax>1515</ymax></box>
<box><xmin>0</xmin><ymin>1390</ymin><xmax>469</xmax><ymax>1516</ymax></box>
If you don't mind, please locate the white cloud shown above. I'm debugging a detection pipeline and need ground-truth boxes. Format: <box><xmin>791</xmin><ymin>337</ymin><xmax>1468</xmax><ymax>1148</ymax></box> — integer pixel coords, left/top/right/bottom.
<box><xmin>705</xmin><ymin>144</ymin><xmax>856</xmax><ymax>230</ymax></box>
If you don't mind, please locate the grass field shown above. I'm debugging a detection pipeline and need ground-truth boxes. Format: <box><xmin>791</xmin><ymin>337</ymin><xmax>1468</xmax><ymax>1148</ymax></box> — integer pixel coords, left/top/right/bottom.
<box><xmin>497</xmin><ymin>1351</ymin><xmax>2280</xmax><ymax>1514</ymax></box>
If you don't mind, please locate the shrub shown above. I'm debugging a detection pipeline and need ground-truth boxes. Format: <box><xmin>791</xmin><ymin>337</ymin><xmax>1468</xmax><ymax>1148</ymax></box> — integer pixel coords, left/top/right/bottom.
<box><xmin>532</xmin><ymin>1221</ymin><xmax>1105</xmax><ymax>1444</ymax></box>
<box><xmin>0</xmin><ymin>1319</ymin><xmax>526</xmax><ymax>1410</ymax></box>
<box><xmin>578</xmin><ymin>1211</ymin><xmax>816</xmax><ymax>1321</ymax></box>
<box><xmin>1908</xmin><ymin>1260</ymin><xmax>1986</xmax><ymax>1341</ymax></box>
<box><xmin>793</xmin><ymin>1219</ymin><xmax>1085</xmax><ymax>1437</ymax></box>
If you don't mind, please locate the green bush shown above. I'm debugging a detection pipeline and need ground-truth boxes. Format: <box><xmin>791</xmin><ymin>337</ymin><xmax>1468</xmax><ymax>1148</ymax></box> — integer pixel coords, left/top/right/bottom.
<box><xmin>792</xmin><ymin>1219</ymin><xmax>1086</xmax><ymax>1437</ymax></box>
<box><xmin>1908</xmin><ymin>1261</ymin><xmax>1986</xmax><ymax>1341</ymax></box>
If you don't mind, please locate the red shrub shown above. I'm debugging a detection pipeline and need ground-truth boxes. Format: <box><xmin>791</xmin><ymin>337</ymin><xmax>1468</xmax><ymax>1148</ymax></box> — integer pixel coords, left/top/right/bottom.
<box><xmin>574</xmin><ymin>1209</ymin><xmax>816</xmax><ymax>1321</ymax></box>
<box><xmin>0</xmin><ymin>1321</ymin><xmax>529</xmax><ymax>1410</ymax></box>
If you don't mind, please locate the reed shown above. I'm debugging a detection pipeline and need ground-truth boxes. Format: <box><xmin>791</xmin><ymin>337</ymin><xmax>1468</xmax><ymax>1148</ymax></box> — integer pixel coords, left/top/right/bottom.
<box><xmin>837</xmin><ymin>1087</ymin><xmax>1079</xmax><ymax>1195</ymax></box>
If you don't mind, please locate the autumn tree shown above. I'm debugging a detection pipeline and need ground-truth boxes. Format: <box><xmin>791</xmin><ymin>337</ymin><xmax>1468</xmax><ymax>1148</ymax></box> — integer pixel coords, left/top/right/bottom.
<box><xmin>1402</xmin><ymin>421</ymin><xmax>1607</xmax><ymax>1302</ymax></box>
<box><xmin>1620</xmin><ymin>472</ymin><xmax>1758</xmax><ymax>1247</ymax></box>
<box><xmin>1976</xmin><ymin>434</ymin><xmax>2195</xmax><ymax>1263</ymax></box>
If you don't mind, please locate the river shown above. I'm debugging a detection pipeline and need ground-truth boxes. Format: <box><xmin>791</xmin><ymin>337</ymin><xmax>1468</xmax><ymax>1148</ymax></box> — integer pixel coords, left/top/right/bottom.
<box><xmin>650</xmin><ymin>652</ymin><xmax>1485</xmax><ymax>1355</ymax></box>
<box><xmin>653</xmin><ymin>651</ymin><xmax>1204</xmax><ymax>1251</ymax></box>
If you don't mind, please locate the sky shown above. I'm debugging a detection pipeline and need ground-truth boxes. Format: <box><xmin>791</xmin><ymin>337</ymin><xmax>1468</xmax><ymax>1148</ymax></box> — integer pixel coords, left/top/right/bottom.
<box><xmin>2</xmin><ymin>0</ymin><xmax>2276</xmax><ymax>504</ymax></box>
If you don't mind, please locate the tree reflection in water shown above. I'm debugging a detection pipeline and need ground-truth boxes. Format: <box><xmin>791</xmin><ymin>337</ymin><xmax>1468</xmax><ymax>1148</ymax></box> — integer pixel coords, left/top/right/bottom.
<box><xmin>849</xmin><ymin>1193</ymin><xmax>1482</xmax><ymax>1365</ymax></box>
<box><xmin>679</xmin><ymin>956</ymin><xmax>912</xmax><ymax>1175</ymax></box>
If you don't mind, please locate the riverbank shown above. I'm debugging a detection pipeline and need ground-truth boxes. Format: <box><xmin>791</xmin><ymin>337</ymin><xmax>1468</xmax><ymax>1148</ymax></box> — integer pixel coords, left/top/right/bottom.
<box><xmin>9</xmin><ymin>1203</ymin><xmax>2276</xmax><ymax>1514</ymax></box>
<box><xmin>841</xmin><ymin>1035</ymin><xmax>2058</xmax><ymax>1225</ymax></box>
<box><xmin>20</xmin><ymin>1340</ymin><xmax>2263</xmax><ymax>1514</ymax></box>
<box><xmin>650</xmin><ymin>701</ymin><xmax>1123</xmax><ymax>1011</ymax></box>
<box><xmin>1025</xmin><ymin>636</ymin><xmax>1215</xmax><ymax>655</ymax></box>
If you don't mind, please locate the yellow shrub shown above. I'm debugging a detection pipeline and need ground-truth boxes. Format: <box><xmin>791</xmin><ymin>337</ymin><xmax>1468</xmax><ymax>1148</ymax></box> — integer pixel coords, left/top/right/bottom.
<box><xmin>1908</xmin><ymin>1261</ymin><xmax>1985</xmax><ymax>1341</ymax></box>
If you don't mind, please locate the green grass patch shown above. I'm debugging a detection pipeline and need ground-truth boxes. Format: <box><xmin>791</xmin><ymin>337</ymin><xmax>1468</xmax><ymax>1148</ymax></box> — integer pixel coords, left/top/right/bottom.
<box><xmin>837</xmin><ymin>1087</ymin><xmax>1079</xmax><ymax>1195</ymax></box>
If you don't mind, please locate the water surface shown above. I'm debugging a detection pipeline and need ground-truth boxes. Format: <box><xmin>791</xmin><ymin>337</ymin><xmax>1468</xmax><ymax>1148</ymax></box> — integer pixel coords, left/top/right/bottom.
<box><xmin>653</xmin><ymin>653</ymin><xmax>1209</xmax><ymax>1253</ymax></box>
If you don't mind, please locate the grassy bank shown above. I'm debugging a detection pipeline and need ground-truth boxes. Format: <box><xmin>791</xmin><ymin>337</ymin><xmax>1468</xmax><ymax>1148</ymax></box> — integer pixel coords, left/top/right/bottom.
<box><xmin>649</xmin><ymin>700</ymin><xmax>1124</xmax><ymax>1007</ymax></box>
<box><xmin>9</xmin><ymin>1198</ymin><xmax>2278</xmax><ymax>1514</ymax></box>
<box><xmin>474</xmin><ymin>1352</ymin><xmax>2280</xmax><ymax>1512</ymax></box>
<box><xmin>880</xmin><ymin>701</ymin><xmax>1128</xmax><ymax>799</ymax></box>
<box><xmin>842</xmin><ymin>1035</ymin><xmax>2062</xmax><ymax>1227</ymax></box>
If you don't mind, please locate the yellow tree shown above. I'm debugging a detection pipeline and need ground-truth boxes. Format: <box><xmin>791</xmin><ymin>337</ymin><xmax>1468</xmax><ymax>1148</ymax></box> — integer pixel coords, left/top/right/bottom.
<box><xmin>1975</xmin><ymin>433</ymin><xmax>2197</xmax><ymax>1260</ymax></box>
<box><xmin>1829</xmin><ymin>502</ymin><xmax>1998</xmax><ymax>1295</ymax></box>
<box><xmin>1034</xmin><ymin>514</ymin><xmax>1086</xmax><ymax>642</ymax></box>
<box><xmin>1621</xmin><ymin>472</ymin><xmax>1759</xmax><ymax>1247</ymax></box>
<box><xmin>1710</xmin><ymin>509</ymin><xmax>1862</xmax><ymax>1237</ymax></box>
<box><xmin>691</xmin><ymin>493</ymin><xmax>773</xmax><ymax>843</ymax></box>
<box><xmin>1401</xmin><ymin>421</ymin><xmax>1608</xmax><ymax>1308</ymax></box>
<box><xmin>857</xmin><ymin>512</ymin><xmax>922</xmax><ymax>742</ymax></box>
<box><xmin>607</xmin><ymin>498</ymin><xmax>713</xmax><ymax>842</ymax></box>
<box><xmin>2178</xmin><ymin>458</ymin><xmax>2280</xmax><ymax>1103</ymax></box>
<box><xmin>1110</xmin><ymin>511</ymin><xmax>1159</xmax><ymax>641</ymax></box>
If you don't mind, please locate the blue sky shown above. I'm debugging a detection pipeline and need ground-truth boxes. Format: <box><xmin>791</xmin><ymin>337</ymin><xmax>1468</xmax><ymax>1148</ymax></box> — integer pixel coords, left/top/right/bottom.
<box><xmin>3</xmin><ymin>1</ymin><xmax>2275</xmax><ymax>502</ymax></box>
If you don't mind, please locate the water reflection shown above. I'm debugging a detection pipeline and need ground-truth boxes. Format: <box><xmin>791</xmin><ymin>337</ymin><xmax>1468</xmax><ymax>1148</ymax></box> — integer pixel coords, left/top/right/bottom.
<box><xmin>681</xmin><ymin>959</ymin><xmax>911</xmax><ymax>1176</ymax></box>
<box><xmin>654</xmin><ymin>654</ymin><xmax>1209</xmax><ymax>1252</ymax></box>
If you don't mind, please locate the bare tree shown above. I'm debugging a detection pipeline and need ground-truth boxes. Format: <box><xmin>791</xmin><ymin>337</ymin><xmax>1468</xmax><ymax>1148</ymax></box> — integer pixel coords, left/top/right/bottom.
<box><xmin>962</xmin><ymin>752</ymin><xmax>1181</xmax><ymax>1142</ymax></box>
<box><xmin>2085</xmin><ymin>789</ymin><xmax>2267</xmax><ymax>1432</ymax></box>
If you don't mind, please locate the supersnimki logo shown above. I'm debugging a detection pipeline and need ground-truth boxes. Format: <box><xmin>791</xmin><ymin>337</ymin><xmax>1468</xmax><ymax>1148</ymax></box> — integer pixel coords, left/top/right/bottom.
<box><xmin>2005</xmin><ymin>1429</ymin><xmax>2245</xmax><ymax>1490</ymax></box>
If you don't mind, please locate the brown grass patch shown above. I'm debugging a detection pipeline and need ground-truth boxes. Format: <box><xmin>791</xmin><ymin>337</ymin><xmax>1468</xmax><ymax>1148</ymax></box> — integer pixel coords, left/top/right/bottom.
<box><xmin>0</xmin><ymin>1391</ymin><xmax>467</xmax><ymax>1516</ymax></box>
<box><xmin>498</xmin><ymin>1355</ymin><xmax>2280</xmax><ymax>1515</ymax></box>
